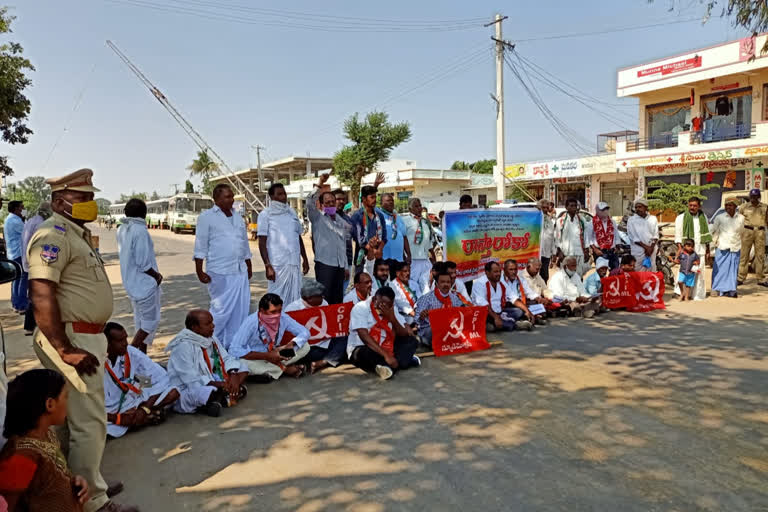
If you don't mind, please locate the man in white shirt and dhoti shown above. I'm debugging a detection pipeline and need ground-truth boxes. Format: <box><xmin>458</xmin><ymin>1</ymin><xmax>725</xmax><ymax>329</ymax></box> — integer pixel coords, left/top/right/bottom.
<box><xmin>674</xmin><ymin>197</ymin><xmax>711</xmax><ymax>301</ymax></box>
<box><xmin>194</xmin><ymin>184</ymin><xmax>253</xmax><ymax>349</ymax></box>
<box><xmin>258</xmin><ymin>183</ymin><xmax>309</xmax><ymax>307</ymax></box>
<box><xmin>117</xmin><ymin>198</ymin><xmax>163</xmax><ymax>353</ymax></box>
<box><xmin>626</xmin><ymin>198</ymin><xmax>659</xmax><ymax>271</ymax></box>
<box><xmin>710</xmin><ymin>198</ymin><xmax>744</xmax><ymax>298</ymax></box>
<box><xmin>402</xmin><ymin>198</ymin><xmax>436</xmax><ymax>294</ymax></box>
<box><xmin>555</xmin><ymin>198</ymin><xmax>591</xmax><ymax>277</ymax></box>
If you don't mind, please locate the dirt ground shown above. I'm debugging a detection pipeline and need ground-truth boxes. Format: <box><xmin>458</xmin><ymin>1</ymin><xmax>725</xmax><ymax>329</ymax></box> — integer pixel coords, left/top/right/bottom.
<box><xmin>2</xmin><ymin>227</ymin><xmax>768</xmax><ymax>511</ymax></box>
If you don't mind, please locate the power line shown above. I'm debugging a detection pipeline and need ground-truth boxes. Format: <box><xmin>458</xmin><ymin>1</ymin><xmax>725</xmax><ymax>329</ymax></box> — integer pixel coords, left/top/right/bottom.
<box><xmin>515</xmin><ymin>17</ymin><xmax>702</xmax><ymax>42</ymax></box>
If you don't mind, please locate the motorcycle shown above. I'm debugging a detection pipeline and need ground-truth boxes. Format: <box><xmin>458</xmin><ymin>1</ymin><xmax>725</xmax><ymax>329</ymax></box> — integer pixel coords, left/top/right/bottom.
<box><xmin>617</xmin><ymin>213</ymin><xmax>675</xmax><ymax>286</ymax></box>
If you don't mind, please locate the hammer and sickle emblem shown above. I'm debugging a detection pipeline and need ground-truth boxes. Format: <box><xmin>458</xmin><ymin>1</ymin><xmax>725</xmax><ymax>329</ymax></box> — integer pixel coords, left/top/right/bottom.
<box><xmin>606</xmin><ymin>279</ymin><xmax>621</xmax><ymax>297</ymax></box>
<box><xmin>636</xmin><ymin>274</ymin><xmax>660</xmax><ymax>302</ymax></box>
<box><xmin>442</xmin><ymin>311</ymin><xmax>465</xmax><ymax>342</ymax></box>
<box><xmin>304</xmin><ymin>311</ymin><xmax>329</xmax><ymax>340</ymax></box>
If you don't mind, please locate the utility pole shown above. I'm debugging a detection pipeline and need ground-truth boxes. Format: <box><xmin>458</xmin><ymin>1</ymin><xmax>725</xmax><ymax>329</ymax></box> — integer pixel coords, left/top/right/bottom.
<box><xmin>251</xmin><ymin>145</ymin><xmax>265</xmax><ymax>192</ymax></box>
<box><xmin>487</xmin><ymin>14</ymin><xmax>511</xmax><ymax>203</ymax></box>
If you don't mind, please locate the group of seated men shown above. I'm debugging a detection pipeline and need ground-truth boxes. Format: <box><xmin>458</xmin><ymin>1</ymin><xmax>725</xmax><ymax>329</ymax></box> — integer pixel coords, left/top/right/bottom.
<box><xmin>103</xmin><ymin>252</ymin><xmax>617</xmax><ymax>436</ymax></box>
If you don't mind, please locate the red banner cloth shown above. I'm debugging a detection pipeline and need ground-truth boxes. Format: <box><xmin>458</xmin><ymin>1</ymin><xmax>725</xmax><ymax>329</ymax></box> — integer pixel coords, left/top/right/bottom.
<box><xmin>428</xmin><ymin>306</ymin><xmax>490</xmax><ymax>357</ymax></box>
<box><xmin>284</xmin><ymin>302</ymin><xmax>353</xmax><ymax>345</ymax></box>
<box><xmin>601</xmin><ymin>272</ymin><xmax>665</xmax><ymax>311</ymax></box>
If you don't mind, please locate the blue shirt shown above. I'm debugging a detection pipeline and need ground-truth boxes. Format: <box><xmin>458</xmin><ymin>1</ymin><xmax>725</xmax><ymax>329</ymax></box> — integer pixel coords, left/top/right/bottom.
<box><xmin>378</xmin><ymin>208</ymin><xmax>407</xmax><ymax>261</ymax></box>
<box><xmin>350</xmin><ymin>208</ymin><xmax>387</xmax><ymax>263</ymax></box>
<box><xmin>3</xmin><ymin>213</ymin><xmax>24</xmax><ymax>260</ymax></box>
<box><xmin>228</xmin><ymin>311</ymin><xmax>310</xmax><ymax>357</ymax></box>
<box><xmin>584</xmin><ymin>272</ymin><xmax>603</xmax><ymax>296</ymax></box>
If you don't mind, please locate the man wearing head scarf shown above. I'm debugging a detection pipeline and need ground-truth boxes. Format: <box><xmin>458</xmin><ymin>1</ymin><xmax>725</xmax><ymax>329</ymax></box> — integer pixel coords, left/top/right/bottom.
<box><xmin>674</xmin><ymin>197</ymin><xmax>710</xmax><ymax>300</ymax></box>
<box><xmin>20</xmin><ymin>201</ymin><xmax>52</xmax><ymax>334</ymax></box>
<box><xmin>584</xmin><ymin>257</ymin><xmax>610</xmax><ymax>296</ymax></box>
<box><xmin>284</xmin><ymin>278</ymin><xmax>348</xmax><ymax>373</ymax></box>
<box><xmin>587</xmin><ymin>202</ymin><xmax>619</xmax><ymax>270</ymax></box>
<box><xmin>711</xmin><ymin>198</ymin><xmax>744</xmax><ymax>297</ymax></box>
<box><xmin>627</xmin><ymin>198</ymin><xmax>659</xmax><ymax>271</ymax></box>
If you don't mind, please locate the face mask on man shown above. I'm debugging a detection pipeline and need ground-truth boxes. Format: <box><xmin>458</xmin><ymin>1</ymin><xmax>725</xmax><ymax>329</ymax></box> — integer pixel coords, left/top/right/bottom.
<box><xmin>323</xmin><ymin>206</ymin><xmax>337</xmax><ymax>217</ymax></box>
<box><xmin>62</xmin><ymin>199</ymin><xmax>99</xmax><ymax>222</ymax></box>
<box><xmin>565</xmin><ymin>268</ymin><xmax>575</xmax><ymax>278</ymax></box>
<box><xmin>20</xmin><ymin>209</ymin><xmax>28</xmax><ymax>217</ymax></box>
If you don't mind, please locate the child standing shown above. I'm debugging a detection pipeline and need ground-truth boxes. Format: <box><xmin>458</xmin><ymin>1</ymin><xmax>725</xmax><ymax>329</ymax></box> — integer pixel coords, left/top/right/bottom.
<box><xmin>0</xmin><ymin>369</ymin><xmax>89</xmax><ymax>511</ymax></box>
<box><xmin>677</xmin><ymin>238</ymin><xmax>700</xmax><ymax>301</ymax></box>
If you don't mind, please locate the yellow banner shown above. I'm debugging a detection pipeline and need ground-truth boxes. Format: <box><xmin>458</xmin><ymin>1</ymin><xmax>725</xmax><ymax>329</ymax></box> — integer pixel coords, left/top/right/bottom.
<box><xmin>505</xmin><ymin>163</ymin><xmax>526</xmax><ymax>179</ymax></box>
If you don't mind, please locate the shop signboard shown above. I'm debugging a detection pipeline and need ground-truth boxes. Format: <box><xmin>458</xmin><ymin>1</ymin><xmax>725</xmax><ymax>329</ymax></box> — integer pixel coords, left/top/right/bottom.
<box><xmin>504</xmin><ymin>163</ymin><xmax>527</xmax><ymax>179</ymax></box>
<box><xmin>620</xmin><ymin>145</ymin><xmax>768</xmax><ymax>169</ymax></box>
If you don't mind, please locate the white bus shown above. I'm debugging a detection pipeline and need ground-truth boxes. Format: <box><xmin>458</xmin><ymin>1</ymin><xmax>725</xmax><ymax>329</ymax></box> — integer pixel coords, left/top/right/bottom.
<box><xmin>146</xmin><ymin>198</ymin><xmax>170</xmax><ymax>229</ymax></box>
<box><xmin>154</xmin><ymin>193</ymin><xmax>213</xmax><ymax>234</ymax></box>
<box><xmin>107</xmin><ymin>203</ymin><xmax>126</xmax><ymax>226</ymax></box>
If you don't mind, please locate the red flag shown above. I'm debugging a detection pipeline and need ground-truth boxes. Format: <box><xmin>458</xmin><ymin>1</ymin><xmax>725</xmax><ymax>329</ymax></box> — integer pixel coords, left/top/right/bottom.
<box><xmin>628</xmin><ymin>271</ymin><xmax>666</xmax><ymax>312</ymax></box>
<box><xmin>284</xmin><ymin>302</ymin><xmax>353</xmax><ymax>345</ymax></box>
<box><xmin>601</xmin><ymin>273</ymin><xmax>636</xmax><ymax>309</ymax></box>
<box><xmin>428</xmin><ymin>306</ymin><xmax>490</xmax><ymax>357</ymax></box>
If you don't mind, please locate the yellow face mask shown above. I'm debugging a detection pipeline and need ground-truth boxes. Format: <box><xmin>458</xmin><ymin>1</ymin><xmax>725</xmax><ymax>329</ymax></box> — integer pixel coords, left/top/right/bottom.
<box><xmin>64</xmin><ymin>199</ymin><xmax>99</xmax><ymax>222</ymax></box>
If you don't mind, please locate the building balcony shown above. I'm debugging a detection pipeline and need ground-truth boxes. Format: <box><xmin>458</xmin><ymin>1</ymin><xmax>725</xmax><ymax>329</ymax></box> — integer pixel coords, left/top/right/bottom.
<box><xmin>616</xmin><ymin>122</ymin><xmax>768</xmax><ymax>165</ymax></box>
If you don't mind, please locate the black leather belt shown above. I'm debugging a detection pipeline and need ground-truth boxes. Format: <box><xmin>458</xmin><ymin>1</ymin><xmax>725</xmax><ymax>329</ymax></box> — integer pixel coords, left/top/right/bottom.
<box><xmin>744</xmin><ymin>225</ymin><xmax>766</xmax><ymax>231</ymax></box>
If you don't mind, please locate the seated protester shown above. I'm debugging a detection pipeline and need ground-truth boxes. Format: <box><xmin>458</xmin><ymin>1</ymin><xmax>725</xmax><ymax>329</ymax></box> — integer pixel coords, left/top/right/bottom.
<box><xmin>343</xmin><ymin>271</ymin><xmax>373</xmax><ymax>305</ymax></box>
<box><xmin>166</xmin><ymin>310</ymin><xmax>249</xmax><ymax>417</ymax></box>
<box><xmin>472</xmin><ymin>261</ymin><xmax>521</xmax><ymax>332</ymax></box>
<box><xmin>229</xmin><ymin>293</ymin><xmax>311</xmax><ymax>379</ymax></box>
<box><xmin>361</xmin><ymin>238</ymin><xmax>390</xmax><ymax>293</ymax></box>
<box><xmin>548</xmin><ymin>257</ymin><xmax>601</xmax><ymax>319</ymax></box>
<box><xmin>390</xmin><ymin>260</ymin><xmax>421</xmax><ymax>322</ymax></box>
<box><xmin>103</xmin><ymin>322</ymin><xmax>180</xmax><ymax>438</ymax></box>
<box><xmin>426</xmin><ymin>261</ymin><xmax>446</xmax><ymax>291</ymax></box>
<box><xmin>414</xmin><ymin>269</ymin><xmax>466</xmax><ymax>346</ymax></box>
<box><xmin>284</xmin><ymin>279</ymin><xmax>348</xmax><ymax>374</ymax></box>
<box><xmin>501</xmin><ymin>259</ymin><xmax>536</xmax><ymax>329</ymax></box>
<box><xmin>347</xmin><ymin>286</ymin><xmax>421</xmax><ymax>380</ymax></box>
<box><xmin>610</xmin><ymin>255</ymin><xmax>637</xmax><ymax>276</ymax></box>
<box><xmin>521</xmin><ymin>257</ymin><xmax>569</xmax><ymax>318</ymax></box>
<box><xmin>585</xmin><ymin>257</ymin><xmax>610</xmax><ymax>296</ymax></box>
<box><xmin>444</xmin><ymin>260</ymin><xmax>472</xmax><ymax>305</ymax></box>
<box><xmin>0</xmin><ymin>369</ymin><xmax>90</xmax><ymax>512</ymax></box>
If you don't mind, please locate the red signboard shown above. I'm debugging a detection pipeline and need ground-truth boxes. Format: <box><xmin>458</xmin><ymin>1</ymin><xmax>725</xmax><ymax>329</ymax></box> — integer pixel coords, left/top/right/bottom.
<box><xmin>428</xmin><ymin>306</ymin><xmax>490</xmax><ymax>357</ymax></box>
<box><xmin>284</xmin><ymin>302</ymin><xmax>352</xmax><ymax>345</ymax></box>
<box><xmin>637</xmin><ymin>56</ymin><xmax>702</xmax><ymax>78</ymax></box>
<box><xmin>601</xmin><ymin>272</ymin><xmax>665</xmax><ymax>312</ymax></box>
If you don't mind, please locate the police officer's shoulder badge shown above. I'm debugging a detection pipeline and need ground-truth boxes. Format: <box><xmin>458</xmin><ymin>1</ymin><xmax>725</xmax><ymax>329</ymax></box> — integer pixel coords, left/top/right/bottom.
<box><xmin>40</xmin><ymin>244</ymin><xmax>60</xmax><ymax>263</ymax></box>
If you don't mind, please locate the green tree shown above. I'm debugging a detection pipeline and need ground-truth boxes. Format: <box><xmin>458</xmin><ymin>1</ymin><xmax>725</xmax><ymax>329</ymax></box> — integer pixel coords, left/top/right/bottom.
<box><xmin>150</xmin><ymin>190</ymin><xmax>160</xmax><ymax>200</ymax></box>
<box><xmin>646</xmin><ymin>180</ymin><xmax>720</xmax><ymax>214</ymax></box>
<box><xmin>470</xmin><ymin>159</ymin><xmax>497</xmax><ymax>174</ymax></box>
<box><xmin>184</xmin><ymin>180</ymin><xmax>194</xmax><ymax>193</ymax></box>
<box><xmin>5</xmin><ymin>176</ymin><xmax>49</xmax><ymax>215</ymax></box>
<box><xmin>450</xmin><ymin>161</ymin><xmax>471</xmax><ymax>170</ymax></box>
<box><xmin>187</xmin><ymin>149</ymin><xmax>219</xmax><ymax>196</ymax></box>
<box><xmin>118</xmin><ymin>191</ymin><xmax>148</xmax><ymax>203</ymax></box>
<box><xmin>95</xmin><ymin>198</ymin><xmax>111</xmax><ymax>215</ymax></box>
<box><xmin>333</xmin><ymin>111</ymin><xmax>411</xmax><ymax>207</ymax></box>
<box><xmin>0</xmin><ymin>9</ymin><xmax>34</xmax><ymax>177</ymax></box>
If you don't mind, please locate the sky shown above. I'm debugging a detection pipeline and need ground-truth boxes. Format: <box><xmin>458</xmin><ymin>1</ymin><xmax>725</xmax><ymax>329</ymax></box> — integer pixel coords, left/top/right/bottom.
<box><xmin>4</xmin><ymin>0</ymin><xmax>750</xmax><ymax>201</ymax></box>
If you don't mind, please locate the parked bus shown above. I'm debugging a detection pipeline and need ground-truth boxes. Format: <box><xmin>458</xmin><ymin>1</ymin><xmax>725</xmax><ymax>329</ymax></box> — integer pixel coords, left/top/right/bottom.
<box><xmin>146</xmin><ymin>198</ymin><xmax>170</xmax><ymax>229</ymax></box>
<box><xmin>163</xmin><ymin>193</ymin><xmax>213</xmax><ymax>234</ymax></box>
<box><xmin>107</xmin><ymin>203</ymin><xmax>126</xmax><ymax>226</ymax></box>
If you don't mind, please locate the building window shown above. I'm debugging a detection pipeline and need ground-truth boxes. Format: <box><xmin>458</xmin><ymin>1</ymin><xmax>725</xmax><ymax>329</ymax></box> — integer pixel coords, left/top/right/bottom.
<box><xmin>478</xmin><ymin>194</ymin><xmax>487</xmax><ymax>207</ymax></box>
<box><xmin>701</xmin><ymin>87</ymin><xmax>752</xmax><ymax>142</ymax></box>
<box><xmin>646</xmin><ymin>99</ymin><xmax>690</xmax><ymax>149</ymax></box>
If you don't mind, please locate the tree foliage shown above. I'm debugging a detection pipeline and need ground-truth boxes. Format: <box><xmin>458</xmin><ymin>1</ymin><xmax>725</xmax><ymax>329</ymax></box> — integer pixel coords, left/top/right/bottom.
<box><xmin>118</xmin><ymin>191</ymin><xmax>148</xmax><ymax>203</ymax></box>
<box><xmin>184</xmin><ymin>180</ymin><xmax>194</xmax><ymax>193</ymax></box>
<box><xmin>0</xmin><ymin>8</ymin><xmax>34</xmax><ymax>177</ymax></box>
<box><xmin>150</xmin><ymin>190</ymin><xmax>160</xmax><ymax>201</ymax></box>
<box><xmin>450</xmin><ymin>159</ymin><xmax>497</xmax><ymax>174</ymax></box>
<box><xmin>187</xmin><ymin>149</ymin><xmax>219</xmax><ymax>196</ymax></box>
<box><xmin>4</xmin><ymin>176</ymin><xmax>49</xmax><ymax>216</ymax></box>
<box><xmin>333</xmin><ymin>111</ymin><xmax>411</xmax><ymax>207</ymax></box>
<box><xmin>95</xmin><ymin>198</ymin><xmax>111</xmax><ymax>215</ymax></box>
<box><xmin>646</xmin><ymin>180</ymin><xmax>720</xmax><ymax>214</ymax></box>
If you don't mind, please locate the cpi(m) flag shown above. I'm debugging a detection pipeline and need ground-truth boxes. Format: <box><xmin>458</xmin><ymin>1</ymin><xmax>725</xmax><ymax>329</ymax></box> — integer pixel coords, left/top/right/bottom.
<box><xmin>601</xmin><ymin>272</ymin><xmax>665</xmax><ymax>311</ymax></box>
<box><xmin>284</xmin><ymin>302</ymin><xmax>352</xmax><ymax>344</ymax></box>
<box><xmin>428</xmin><ymin>306</ymin><xmax>490</xmax><ymax>357</ymax></box>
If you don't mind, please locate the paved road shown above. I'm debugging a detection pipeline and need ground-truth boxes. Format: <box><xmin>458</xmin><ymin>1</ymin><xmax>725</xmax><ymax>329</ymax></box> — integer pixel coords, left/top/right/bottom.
<box><xmin>3</xmin><ymin>227</ymin><xmax>768</xmax><ymax>511</ymax></box>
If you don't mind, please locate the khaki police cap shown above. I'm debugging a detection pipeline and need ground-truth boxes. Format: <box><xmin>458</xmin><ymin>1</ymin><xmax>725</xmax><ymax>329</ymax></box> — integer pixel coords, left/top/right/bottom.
<box><xmin>46</xmin><ymin>168</ymin><xmax>100</xmax><ymax>193</ymax></box>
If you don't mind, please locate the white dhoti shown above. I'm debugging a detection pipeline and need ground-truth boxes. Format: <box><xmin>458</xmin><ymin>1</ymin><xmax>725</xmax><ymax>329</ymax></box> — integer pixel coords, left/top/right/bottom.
<box><xmin>173</xmin><ymin>384</ymin><xmax>217</xmax><ymax>414</ymax></box>
<box><xmin>131</xmin><ymin>287</ymin><xmax>162</xmax><ymax>345</ymax></box>
<box><xmin>268</xmin><ymin>264</ymin><xmax>301</xmax><ymax>305</ymax></box>
<box><xmin>107</xmin><ymin>381</ymin><xmax>176</xmax><ymax>438</ymax></box>
<box><xmin>244</xmin><ymin>342</ymin><xmax>310</xmax><ymax>380</ymax></box>
<box><xmin>674</xmin><ymin>247</ymin><xmax>707</xmax><ymax>300</ymax></box>
<box><xmin>207</xmin><ymin>271</ymin><xmax>250</xmax><ymax>350</ymax></box>
<box><xmin>632</xmin><ymin>246</ymin><xmax>658</xmax><ymax>272</ymax></box>
<box><xmin>410</xmin><ymin>259</ymin><xmax>432</xmax><ymax>295</ymax></box>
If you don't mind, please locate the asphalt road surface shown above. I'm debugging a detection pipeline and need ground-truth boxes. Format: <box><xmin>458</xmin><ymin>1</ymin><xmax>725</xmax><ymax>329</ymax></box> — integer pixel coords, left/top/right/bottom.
<box><xmin>2</xmin><ymin>226</ymin><xmax>767</xmax><ymax>511</ymax></box>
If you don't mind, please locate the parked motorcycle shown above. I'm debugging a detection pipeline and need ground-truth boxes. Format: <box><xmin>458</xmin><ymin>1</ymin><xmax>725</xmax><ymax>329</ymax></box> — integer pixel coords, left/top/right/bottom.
<box><xmin>617</xmin><ymin>214</ymin><xmax>675</xmax><ymax>286</ymax></box>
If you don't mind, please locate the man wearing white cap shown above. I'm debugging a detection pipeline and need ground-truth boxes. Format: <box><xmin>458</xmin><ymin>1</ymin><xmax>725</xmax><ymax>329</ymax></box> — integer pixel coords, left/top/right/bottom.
<box><xmin>587</xmin><ymin>202</ymin><xmax>619</xmax><ymax>270</ymax></box>
<box><xmin>627</xmin><ymin>198</ymin><xmax>659</xmax><ymax>271</ymax></box>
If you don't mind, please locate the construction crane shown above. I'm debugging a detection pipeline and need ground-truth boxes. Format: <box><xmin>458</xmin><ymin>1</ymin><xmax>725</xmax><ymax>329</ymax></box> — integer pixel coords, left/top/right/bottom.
<box><xmin>106</xmin><ymin>40</ymin><xmax>266</xmax><ymax>212</ymax></box>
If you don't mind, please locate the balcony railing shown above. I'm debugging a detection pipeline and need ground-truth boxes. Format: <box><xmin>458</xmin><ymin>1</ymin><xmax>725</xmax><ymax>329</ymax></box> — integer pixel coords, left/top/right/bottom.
<box><xmin>625</xmin><ymin>123</ymin><xmax>757</xmax><ymax>152</ymax></box>
<box><xmin>625</xmin><ymin>133</ymin><xmax>679</xmax><ymax>152</ymax></box>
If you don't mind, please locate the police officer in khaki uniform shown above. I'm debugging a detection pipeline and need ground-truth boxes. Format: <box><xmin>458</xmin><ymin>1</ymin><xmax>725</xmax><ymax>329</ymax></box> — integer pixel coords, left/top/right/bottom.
<box><xmin>27</xmin><ymin>169</ymin><xmax>139</xmax><ymax>512</ymax></box>
<box><xmin>737</xmin><ymin>188</ymin><xmax>768</xmax><ymax>286</ymax></box>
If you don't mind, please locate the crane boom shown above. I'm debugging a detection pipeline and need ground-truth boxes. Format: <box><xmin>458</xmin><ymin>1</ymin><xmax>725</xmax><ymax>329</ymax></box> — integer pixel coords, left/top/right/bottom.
<box><xmin>106</xmin><ymin>40</ymin><xmax>266</xmax><ymax>211</ymax></box>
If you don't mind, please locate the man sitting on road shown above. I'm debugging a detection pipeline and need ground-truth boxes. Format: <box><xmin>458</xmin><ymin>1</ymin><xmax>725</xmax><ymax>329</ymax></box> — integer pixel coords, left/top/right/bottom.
<box><xmin>166</xmin><ymin>310</ymin><xmax>249</xmax><ymax>417</ymax></box>
<box><xmin>103</xmin><ymin>322</ymin><xmax>179</xmax><ymax>438</ymax></box>
<box><xmin>228</xmin><ymin>293</ymin><xmax>311</xmax><ymax>379</ymax></box>
<box><xmin>444</xmin><ymin>260</ymin><xmax>472</xmax><ymax>305</ymax></box>
<box><xmin>390</xmin><ymin>261</ymin><xmax>421</xmax><ymax>323</ymax></box>
<box><xmin>344</xmin><ymin>271</ymin><xmax>373</xmax><ymax>305</ymax></box>
<box><xmin>414</xmin><ymin>268</ymin><xmax>466</xmax><ymax>346</ymax></box>
<box><xmin>347</xmin><ymin>286</ymin><xmax>421</xmax><ymax>380</ymax></box>
<box><xmin>548</xmin><ymin>257</ymin><xmax>600</xmax><ymax>318</ymax></box>
<box><xmin>472</xmin><ymin>261</ymin><xmax>530</xmax><ymax>332</ymax></box>
<box><xmin>284</xmin><ymin>279</ymin><xmax>348</xmax><ymax>374</ymax></box>
<box><xmin>585</xmin><ymin>257</ymin><xmax>610</xmax><ymax>297</ymax></box>
<box><xmin>610</xmin><ymin>255</ymin><xmax>637</xmax><ymax>276</ymax></box>
<box><xmin>520</xmin><ymin>257</ymin><xmax>568</xmax><ymax>318</ymax></box>
<box><xmin>501</xmin><ymin>259</ymin><xmax>537</xmax><ymax>327</ymax></box>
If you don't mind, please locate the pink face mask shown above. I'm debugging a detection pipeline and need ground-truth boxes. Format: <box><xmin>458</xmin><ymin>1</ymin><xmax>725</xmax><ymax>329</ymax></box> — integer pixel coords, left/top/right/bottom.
<box><xmin>258</xmin><ymin>312</ymin><xmax>282</xmax><ymax>342</ymax></box>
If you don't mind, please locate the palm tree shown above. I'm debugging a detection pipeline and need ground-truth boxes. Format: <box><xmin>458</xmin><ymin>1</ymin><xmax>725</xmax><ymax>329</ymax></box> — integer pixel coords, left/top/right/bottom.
<box><xmin>187</xmin><ymin>150</ymin><xmax>219</xmax><ymax>195</ymax></box>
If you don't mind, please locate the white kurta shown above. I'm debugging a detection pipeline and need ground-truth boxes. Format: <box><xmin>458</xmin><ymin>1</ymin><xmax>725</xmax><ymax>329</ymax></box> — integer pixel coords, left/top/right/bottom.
<box><xmin>402</xmin><ymin>213</ymin><xmax>434</xmax><ymax>294</ymax></box>
<box><xmin>503</xmin><ymin>275</ymin><xmax>538</xmax><ymax>303</ymax></box>
<box><xmin>194</xmin><ymin>206</ymin><xmax>252</xmax><ymax>347</ymax></box>
<box><xmin>391</xmin><ymin>278</ymin><xmax>420</xmax><ymax>318</ymax></box>
<box><xmin>165</xmin><ymin>329</ymin><xmax>247</xmax><ymax>413</ymax></box>
<box><xmin>548</xmin><ymin>269</ymin><xmax>589</xmax><ymax>302</ymax></box>
<box><xmin>103</xmin><ymin>346</ymin><xmax>176</xmax><ymax>437</ymax></box>
<box><xmin>627</xmin><ymin>213</ymin><xmax>659</xmax><ymax>271</ymax></box>
<box><xmin>711</xmin><ymin>212</ymin><xmax>744</xmax><ymax>252</ymax></box>
<box><xmin>674</xmin><ymin>213</ymin><xmax>708</xmax><ymax>300</ymax></box>
<box><xmin>471</xmin><ymin>275</ymin><xmax>506</xmax><ymax>313</ymax></box>
<box><xmin>343</xmin><ymin>288</ymin><xmax>367</xmax><ymax>305</ymax></box>
<box><xmin>555</xmin><ymin>214</ymin><xmax>589</xmax><ymax>276</ymax></box>
<box><xmin>257</xmin><ymin>203</ymin><xmax>303</xmax><ymax>305</ymax></box>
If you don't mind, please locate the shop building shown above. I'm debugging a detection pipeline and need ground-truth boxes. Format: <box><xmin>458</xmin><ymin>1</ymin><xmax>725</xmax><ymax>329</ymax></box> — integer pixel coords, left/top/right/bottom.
<box><xmin>615</xmin><ymin>34</ymin><xmax>768</xmax><ymax>216</ymax></box>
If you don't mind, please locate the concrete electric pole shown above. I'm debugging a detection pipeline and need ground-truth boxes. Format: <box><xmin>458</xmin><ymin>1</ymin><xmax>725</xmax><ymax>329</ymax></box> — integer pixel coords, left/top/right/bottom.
<box><xmin>251</xmin><ymin>144</ymin><xmax>265</xmax><ymax>192</ymax></box>
<box><xmin>487</xmin><ymin>14</ymin><xmax>512</xmax><ymax>203</ymax></box>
